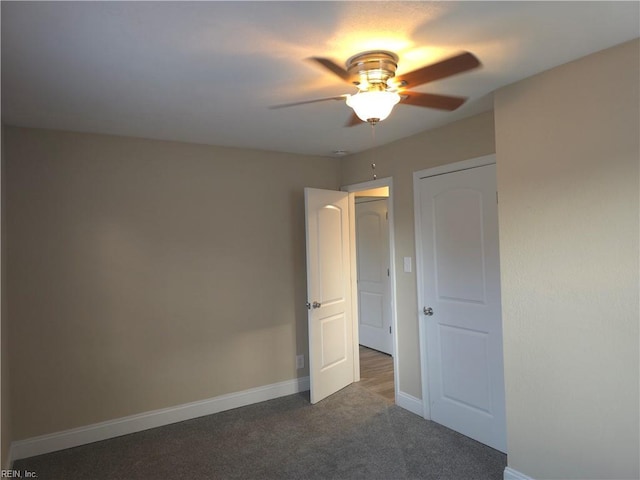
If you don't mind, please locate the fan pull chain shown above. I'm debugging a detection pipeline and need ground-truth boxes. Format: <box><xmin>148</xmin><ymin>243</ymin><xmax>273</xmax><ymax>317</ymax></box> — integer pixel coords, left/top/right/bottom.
<box><xmin>370</xmin><ymin>122</ymin><xmax>377</xmax><ymax>180</ymax></box>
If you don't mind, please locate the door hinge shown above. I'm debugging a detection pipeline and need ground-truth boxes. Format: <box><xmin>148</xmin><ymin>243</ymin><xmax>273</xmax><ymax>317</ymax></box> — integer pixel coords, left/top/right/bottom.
<box><xmin>387</xmin><ymin>268</ymin><xmax>390</xmax><ymax>277</ymax></box>
<box><xmin>385</xmin><ymin>211</ymin><xmax>388</xmax><ymax>220</ymax></box>
<box><xmin>496</xmin><ymin>191</ymin><xmax>499</xmax><ymax>203</ymax></box>
<box><xmin>389</xmin><ymin>326</ymin><xmax>392</xmax><ymax>334</ymax></box>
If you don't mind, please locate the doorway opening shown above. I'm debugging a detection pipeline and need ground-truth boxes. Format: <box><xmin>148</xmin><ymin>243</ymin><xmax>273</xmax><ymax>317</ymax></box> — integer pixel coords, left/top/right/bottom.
<box><xmin>343</xmin><ymin>179</ymin><xmax>397</xmax><ymax>404</ymax></box>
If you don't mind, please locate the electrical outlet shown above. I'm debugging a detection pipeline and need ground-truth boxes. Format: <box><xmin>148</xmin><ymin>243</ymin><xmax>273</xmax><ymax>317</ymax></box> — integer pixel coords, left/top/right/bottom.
<box><xmin>296</xmin><ymin>354</ymin><xmax>304</xmax><ymax>369</ymax></box>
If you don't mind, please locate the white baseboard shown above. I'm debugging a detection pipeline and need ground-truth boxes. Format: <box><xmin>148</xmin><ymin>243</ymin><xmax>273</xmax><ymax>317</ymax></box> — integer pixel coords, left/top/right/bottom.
<box><xmin>10</xmin><ymin>376</ymin><xmax>310</xmax><ymax>462</ymax></box>
<box><xmin>504</xmin><ymin>466</ymin><xmax>535</xmax><ymax>480</ymax></box>
<box><xmin>396</xmin><ymin>390</ymin><xmax>424</xmax><ymax>417</ymax></box>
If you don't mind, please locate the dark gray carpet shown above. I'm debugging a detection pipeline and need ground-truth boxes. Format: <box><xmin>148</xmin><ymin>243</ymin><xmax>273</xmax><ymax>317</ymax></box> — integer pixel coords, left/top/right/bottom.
<box><xmin>14</xmin><ymin>384</ymin><xmax>506</xmax><ymax>479</ymax></box>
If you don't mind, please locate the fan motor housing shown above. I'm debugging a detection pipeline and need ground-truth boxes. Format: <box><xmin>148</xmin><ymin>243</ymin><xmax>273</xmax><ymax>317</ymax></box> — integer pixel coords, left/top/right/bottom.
<box><xmin>346</xmin><ymin>50</ymin><xmax>398</xmax><ymax>88</ymax></box>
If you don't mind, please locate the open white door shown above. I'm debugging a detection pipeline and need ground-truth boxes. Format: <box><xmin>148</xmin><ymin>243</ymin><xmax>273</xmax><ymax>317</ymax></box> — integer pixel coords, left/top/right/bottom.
<box><xmin>305</xmin><ymin>188</ymin><xmax>355</xmax><ymax>404</ymax></box>
<box><xmin>355</xmin><ymin>199</ymin><xmax>392</xmax><ymax>355</ymax></box>
<box><xmin>416</xmin><ymin>161</ymin><xmax>506</xmax><ymax>453</ymax></box>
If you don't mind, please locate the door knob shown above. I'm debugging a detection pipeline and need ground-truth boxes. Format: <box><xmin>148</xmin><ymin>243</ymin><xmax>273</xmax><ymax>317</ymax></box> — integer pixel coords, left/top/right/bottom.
<box><xmin>312</xmin><ymin>301</ymin><xmax>322</xmax><ymax>309</ymax></box>
<box><xmin>423</xmin><ymin>306</ymin><xmax>434</xmax><ymax>316</ymax></box>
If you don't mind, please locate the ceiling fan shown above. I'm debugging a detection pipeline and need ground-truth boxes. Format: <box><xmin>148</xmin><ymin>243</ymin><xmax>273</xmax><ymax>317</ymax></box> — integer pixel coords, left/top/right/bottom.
<box><xmin>271</xmin><ymin>50</ymin><xmax>481</xmax><ymax>126</ymax></box>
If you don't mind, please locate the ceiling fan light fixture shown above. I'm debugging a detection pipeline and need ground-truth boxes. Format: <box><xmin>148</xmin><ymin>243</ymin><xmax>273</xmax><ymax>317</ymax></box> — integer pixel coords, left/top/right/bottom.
<box><xmin>346</xmin><ymin>90</ymin><xmax>400</xmax><ymax>123</ymax></box>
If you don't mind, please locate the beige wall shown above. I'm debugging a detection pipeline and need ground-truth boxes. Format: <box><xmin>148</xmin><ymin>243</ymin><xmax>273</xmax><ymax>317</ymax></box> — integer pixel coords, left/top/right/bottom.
<box><xmin>341</xmin><ymin>111</ymin><xmax>496</xmax><ymax>398</ymax></box>
<box><xmin>495</xmin><ymin>39</ymin><xmax>639</xmax><ymax>480</ymax></box>
<box><xmin>5</xmin><ymin>127</ymin><xmax>341</xmax><ymax>440</ymax></box>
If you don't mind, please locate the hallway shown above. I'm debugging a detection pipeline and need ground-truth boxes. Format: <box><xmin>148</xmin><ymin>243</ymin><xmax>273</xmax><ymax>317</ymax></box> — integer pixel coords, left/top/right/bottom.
<box><xmin>358</xmin><ymin>345</ymin><xmax>394</xmax><ymax>403</ymax></box>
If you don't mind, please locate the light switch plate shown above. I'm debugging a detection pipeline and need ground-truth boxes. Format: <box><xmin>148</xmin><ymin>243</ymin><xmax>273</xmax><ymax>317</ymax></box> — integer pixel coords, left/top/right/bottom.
<box><xmin>403</xmin><ymin>257</ymin><xmax>412</xmax><ymax>273</ymax></box>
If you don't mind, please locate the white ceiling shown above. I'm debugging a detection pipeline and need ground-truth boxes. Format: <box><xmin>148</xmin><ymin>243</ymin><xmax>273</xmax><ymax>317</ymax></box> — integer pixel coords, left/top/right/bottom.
<box><xmin>2</xmin><ymin>1</ymin><xmax>639</xmax><ymax>157</ymax></box>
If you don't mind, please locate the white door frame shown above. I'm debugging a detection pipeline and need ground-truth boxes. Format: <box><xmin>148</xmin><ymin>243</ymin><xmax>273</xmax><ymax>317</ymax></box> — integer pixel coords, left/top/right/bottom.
<box><xmin>413</xmin><ymin>154</ymin><xmax>497</xmax><ymax>420</ymax></box>
<box><xmin>342</xmin><ymin>177</ymin><xmax>399</xmax><ymax>402</ymax></box>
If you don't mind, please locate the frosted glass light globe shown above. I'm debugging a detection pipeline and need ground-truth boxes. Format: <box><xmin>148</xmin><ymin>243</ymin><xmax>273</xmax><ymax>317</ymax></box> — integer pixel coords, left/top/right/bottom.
<box><xmin>346</xmin><ymin>91</ymin><xmax>401</xmax><ymax>123</ymax></box>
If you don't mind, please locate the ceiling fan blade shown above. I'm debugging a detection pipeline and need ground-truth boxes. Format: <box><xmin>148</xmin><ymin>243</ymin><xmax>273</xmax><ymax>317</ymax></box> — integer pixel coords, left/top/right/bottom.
<box><xmin>395</xmin><ymin>52</ymin><xmax>480</xmax><ymax>88</ymax></box>
<box><xmin>345</xmin><ymin>112</ymin><xmax>363</xmax><ymax>127</ymax></box>
<box><xmin>400</xmin><ymin>91</ymin><xmax>467</xmax><ymax>111</ymax></box>
<box><xmin>308</xmin><ymin>57</ymin><xmax>354</xmax><ymax>83</ymax></box>
<box><xmin>269</xmin><ymin>95</ymin><xmax>347</xmax><ymax>109</ymax></box>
